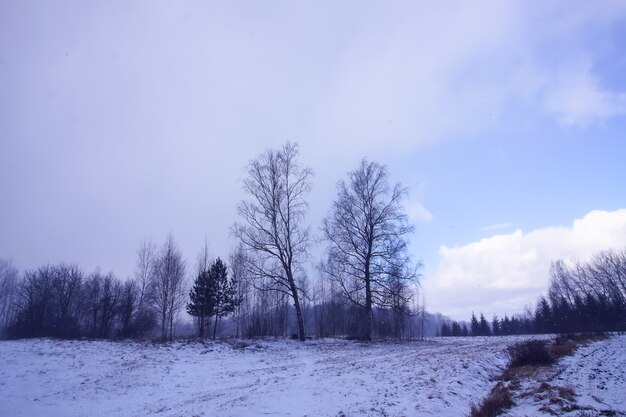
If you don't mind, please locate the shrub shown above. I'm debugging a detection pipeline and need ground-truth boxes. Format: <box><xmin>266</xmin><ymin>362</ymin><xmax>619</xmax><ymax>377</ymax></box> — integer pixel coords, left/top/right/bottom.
<box><xmin>508</xmin><ymin>340</ymin><xmax>555</xmax><ymax>367</ymax></box>
<box><xmin>469</xmin><ymin>384</ymin><xmax>515</xmax><ymax>417</ymax></box>
<box><xmin>549</xmin><ymin>340</ymin><xmax>576</xmax><ymax>358</ymax></box>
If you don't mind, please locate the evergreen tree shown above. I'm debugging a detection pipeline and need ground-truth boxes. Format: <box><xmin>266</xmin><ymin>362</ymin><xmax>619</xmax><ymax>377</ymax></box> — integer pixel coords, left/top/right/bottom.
<box><xmin>208</xmin><ymin>257</ymin><xmax>240</xmax><ymax>339</ymax></box>
<box><xmin>187</xmin><ymin>269</ymin><xmax>214</xmax><ymax>339</ymax></box>
<box><xmin>534</xmin><ymin>297</ymin><xmax>552</xmax><ymax>334</ymax></box>
<box><xmin>510</xmin><ymin>316</ymin><xmax>521</xmax><ymax>334</ymax></box>
<box><xmin>479</xmin><ymin>313</ymin><xmax>491</xmax><ymax>336</ymax></box>
<box><xmin>520</xmin><ymin>317</ymin><xmax>533</xmax><ymax>334</ymax></box>
<box><xmin>461</xmin><ymin>323</ymin><xmax>469</xmax><ymax>337</ymax></box>
<box><xmin>451</xmin><ymin>321</ymin><xmax>462</xmax><ymax>336</ymax></box>
<box><xmin>491</xmin><ymin>315</ymin><xmax>500</xmax><ymax>336</ymax></box>
<box><xmin>441</xmin><ymin>322</ymin><xmax>451</xmax><ymax>337</ymax></box>
<box><xmin>470</xmin><ymin>312</ymin><xmax>480</xmax><ymax>336</ymax></box>
<box><xmin>502</xmin><ymin>314</ymin><xmax>511</xmax><ymax>335</ymax></box>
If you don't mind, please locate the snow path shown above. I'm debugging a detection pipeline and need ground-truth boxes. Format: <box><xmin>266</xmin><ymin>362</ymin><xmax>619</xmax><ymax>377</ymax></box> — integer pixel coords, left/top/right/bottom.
<box><xmin>0</xmin><ymin>336</ymin><xmax>535</xmax><ymax>417</ymax></box>
<box><xmin>503</xmin><ymin>334</ymin><xmax>626</xmax><ymax>417</ymax></box>
<box><xmin>556</xmin><ymin>335</ymin><xmax>626</xmax><ymax>414</ymax></box>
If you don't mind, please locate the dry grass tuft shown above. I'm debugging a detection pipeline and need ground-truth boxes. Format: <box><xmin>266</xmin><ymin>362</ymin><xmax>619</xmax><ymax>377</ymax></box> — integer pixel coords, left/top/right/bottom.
<box><xmin>549</xmin><ymin>340</ymin><xmax>577</xmax><ymax>358</ymax></box>
<box><xmin>508</xmin><ymin>340</ymin><xmax>555</xmax><ymax>368</ymax></box>
<box><xmin>469</xmin><ymin>384</ymin><xmax>515</xmax><ymax>417</ymax></box>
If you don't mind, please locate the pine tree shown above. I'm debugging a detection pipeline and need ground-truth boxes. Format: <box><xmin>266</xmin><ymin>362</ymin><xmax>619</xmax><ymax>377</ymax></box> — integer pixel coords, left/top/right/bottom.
<box><xmin>479</xmin><ymin>313</ymin><xmax>491</xmax><ymax>336</ymax></box>
<box><xmin>208</xmin><ymin>257</ymin><xmax>240</xmax><ymax>339</ymax></box>
<box><xmin>492</xmin><ymin>315</ymin><xmax>500</xmax><ymax>336</ymax></box>
<box><xmin>534</xmin><ymin>297</ymin><xmax>552</xmax><ymax>334</ymax></box>
<box><xmin>510</xmin><ymin>316</ymin><xmax>521</xmax><ymax>334</ymax></box>
<box><xmin>187</xmin><ymin>269</ymin><xmax>214</xmax><ymax>339</ymax></box>
<box><xmin>451</xmin><ymin>321</ymin><xmax>462</xmax><ymax>336</ymax></box>
<box><xmin>502</xmin><ymin>314</ymin><xmax>511</xmax><ymax>335</ymax></box>
<box><xmin>470</xmin><ymin>312</ymin><xmax>480</xmax><ymax>336</ymax></box>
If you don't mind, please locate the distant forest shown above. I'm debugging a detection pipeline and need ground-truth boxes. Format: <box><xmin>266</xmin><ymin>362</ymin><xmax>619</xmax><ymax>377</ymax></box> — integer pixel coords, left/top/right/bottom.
<box><xmin>442</xmin><ymin>248</ymin><xmax>626</xmax><ymax>337</ymax></box>
<box><xmin>0</xmin><ymin>238</ymin><xmax>426</xmax><ymax>341</ymax></box>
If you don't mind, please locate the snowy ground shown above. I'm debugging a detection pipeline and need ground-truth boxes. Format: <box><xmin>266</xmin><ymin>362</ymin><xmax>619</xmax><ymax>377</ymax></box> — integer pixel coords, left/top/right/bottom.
<box><xmin>503</xmin><ymin>334</ymin><xmax>626</xmax><ymax>417</ymax></box>
<box><xmin>1</xmin><ymin>335</ymin><xmax>621</xmax><ymax>417</ymax></box>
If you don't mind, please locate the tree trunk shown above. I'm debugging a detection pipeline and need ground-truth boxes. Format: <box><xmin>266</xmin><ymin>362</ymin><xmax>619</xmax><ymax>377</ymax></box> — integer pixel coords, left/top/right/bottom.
<box><xmin>213</xmin><ymin>314</ymin><xmax>219</xmax><ymax>339</ymax></box>
<box><xmin>293</xmin><ymin>295</ymin><xmax>305</xmax><ymax>341</ymax></box>
<box><xmin>363</xmin><ymin>257</ymin><xmax>372</xmax><ymax>341</ymax></box>
<box><xmin>288</xmin><ymin>274</ymin><xmax>306</xmax><ymax>341</ymax></box>
<box><xmin>161</xmin><ymin>309</ymin><xmax>166</xmax><ymax>340</ymax></box>
<box><xmin>364</xmin><ymin>297</ymin><xmax>372</xmax><ymax>341</ymax></box>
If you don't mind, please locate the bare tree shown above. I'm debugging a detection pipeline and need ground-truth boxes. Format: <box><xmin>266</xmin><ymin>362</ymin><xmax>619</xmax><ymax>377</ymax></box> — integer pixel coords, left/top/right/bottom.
<box><xmin>232</xmin><ymin>142</ymin><xmax>312</xmax><ymax>341</ymax></box>
<box><xmin>321</xmin><ymin>159</ymin><xmax>419</xmax><ymax>340</ymax></box>
<box><xmin>152</xmin><ymin>234</ymin><xmax>187</xmax><ymax>340</ymax></box>
<box><xmin>51</xmin><ymin>264</ymin><xmax>83</xmax><ymax>337</ymax></box>
<box><xmin>135</xmin><ymin>239</ymin><xmax>156</xmax><ymax>316</ymax></box>
<box><xmin>196</xmin><ymin>239</ymin><xmax>211</xmax><ymax>277</ymax></box>
<box><xmin>118</xmin><ymin>279</ymin><xmax>139</xmax><ymax>338</ymax></box>
<box><xmin>0</xmin><ymin>259</ymin><xmax>19</xmax><ymax>336</ymax></box>
<box><xmin>229</xmin><ymin>245</ymin><xmax>251</xmax><ymax>338</ymax></box>
<box><xmin>15</xmin><ymin>265</ymin><xmax>55</xmax><ymax>337</ymax></box>
<box><xmin>82</xmin><ymin>270</ymin><xmax>122</xmax><ymax>338</ymax></box>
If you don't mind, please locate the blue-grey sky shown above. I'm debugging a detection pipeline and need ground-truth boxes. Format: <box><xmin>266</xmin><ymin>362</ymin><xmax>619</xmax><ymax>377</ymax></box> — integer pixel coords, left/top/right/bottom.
<box><xmin>2</xmin><ymin>1</ymin><xmax>626</xmax><ymax>320</ymax></box>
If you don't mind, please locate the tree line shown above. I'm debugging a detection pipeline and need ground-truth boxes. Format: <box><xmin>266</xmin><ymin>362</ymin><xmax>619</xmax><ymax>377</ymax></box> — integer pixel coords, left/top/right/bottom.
<box><xmin>0</xmin><ymin>246</ymin><xmax>426</xmax><ymax>341</ymax></box>
<box><xmin>441</xmin><ymin>248</ymin><xmax>626</xmax><ymax>337</ymax></box>
<box><xmin>1</xmin><ymin>142</ymin><xmax>423</xmax><ymax>341</ymax></box>
<box><xmin>0</xmin><ymin>235</ymin><xmax>187</xmax><ymax>340</ymax></box>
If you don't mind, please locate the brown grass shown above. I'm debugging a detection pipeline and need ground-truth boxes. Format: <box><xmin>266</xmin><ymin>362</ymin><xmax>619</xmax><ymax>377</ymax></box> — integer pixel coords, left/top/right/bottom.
<box><xmin>549</xmin><ymin>340</ymin><xmax>577</xmax><ymax>359</ymax></box>
<box><xmin>508</xmin><ymin>340</ymin><xmax>555</xmax><ymax>367</ymax></box>
<box><xmin>469</xmin><ymin>384</ymin><xmax>515</xmax><ymax>417</ymax></box>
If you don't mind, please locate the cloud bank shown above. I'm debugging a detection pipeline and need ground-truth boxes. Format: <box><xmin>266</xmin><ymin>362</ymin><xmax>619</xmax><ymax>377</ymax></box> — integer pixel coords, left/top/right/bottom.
<box><xmin>424</xmin><ymin>209</ymin><xmax>626</xmax><ymax>320</ymax></box>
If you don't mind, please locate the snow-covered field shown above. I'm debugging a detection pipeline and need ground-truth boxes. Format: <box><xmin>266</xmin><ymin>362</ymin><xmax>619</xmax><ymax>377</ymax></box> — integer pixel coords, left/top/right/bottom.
<box><xmin>0</xmin><ymin>335</ymin><xmax>622</xmax><ymax>417</ymax></box>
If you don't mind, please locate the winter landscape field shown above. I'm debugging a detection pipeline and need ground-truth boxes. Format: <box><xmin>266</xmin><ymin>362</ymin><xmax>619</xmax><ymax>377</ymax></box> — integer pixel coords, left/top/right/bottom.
<box><xmin>1</xmin><ymin>335</ymin><xmax>624</xmax><ymax>417</ymax></box>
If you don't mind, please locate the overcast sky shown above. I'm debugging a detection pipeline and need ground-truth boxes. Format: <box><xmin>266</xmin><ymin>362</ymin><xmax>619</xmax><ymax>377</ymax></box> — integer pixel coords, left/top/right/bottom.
<box><xmin>2</xmin><ymin>1</ymin><xmax>626</xmax><ymax>321</ymax></box>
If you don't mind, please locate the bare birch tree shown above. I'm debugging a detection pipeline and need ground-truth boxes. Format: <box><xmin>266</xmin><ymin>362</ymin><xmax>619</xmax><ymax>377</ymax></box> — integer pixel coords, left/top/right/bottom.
<box><xmin>229</xmin><ymin>245</ymin><xmax>252</xmax><ymax>338</ymax></box>
<box><xmin>0</xmin><ymin>259</ymin><xmax>19</xmax><ymax>335</ymax></box>
<box><xmin>152</xmin><ymin>234</ymin><xmax>187</xmax><ymax>340</ymax></box>
<box><xmin>135</xmin><ymin>239</ymin><xmax>156</xmax><ymax>316</ymax></box>
<box><xmin>321</xmin><ymin>159</ymin><xmax>419</xmax><ymax>340</ymax></box>
<box><xmin>232</xmin><ymin>142</ymin><xmax>312</xmax><ymax>341</ymax></box>
<box><xmin>130</xmin><ymin>239</ymin><xmax>158</xmax><ymax>335</ymax></box>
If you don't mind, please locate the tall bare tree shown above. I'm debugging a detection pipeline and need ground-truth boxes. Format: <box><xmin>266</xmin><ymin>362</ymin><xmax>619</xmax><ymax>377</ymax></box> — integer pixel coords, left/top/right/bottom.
<box><xmin>152</xmin><ymin>234</ymin><xmax>187</xmax><ymax>340</ymax></box>
<box><xmin>0</xmin><ymin>259</ymin><xmax>19</xmax><ymax>335</ymax></box>
<box><xmin>134</xmin><ymin>239</ymin><xmax>156</xmax><ymax>316</ymax></box>
<box><xmin>82</xmin><ymin>270</ymin><xmax>121</xmax><ymax>338</ymax></box>
<box><xmin>321</xmin><ymin>159</ymin><xmax>419</xmax><ymax>340</ymax></box>
<box><xmin>233</xmin><ymin>142</ymin><xmax>312</xmax><ymax>341</ymax></box>
<box><xmin>128</xmin><ymin>239</ymin><xmax>158</xmax><ymax>336</ymax></box>
<box><xmin>229</xmin><ymin>245</ymin><xmax>252</xmax><ymax>338</ymax></box>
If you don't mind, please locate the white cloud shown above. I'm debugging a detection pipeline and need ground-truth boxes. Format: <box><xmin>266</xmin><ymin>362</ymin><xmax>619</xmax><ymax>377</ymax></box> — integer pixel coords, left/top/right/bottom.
<box><xmin>479</xmin><ymin>223</ymin><xmax>516</xmax><ymax>232</ymax></box>
<box><xmin>544</xmin><ymin>68</ymin><xmax>626</xmax><ymax>127</ymax></box>
<box><xmin>407</xmin><ymin>201</ymin><xmax>433</xmax><ymax>223</ymax></box>
<box><xmin>423</xmin><ymin>209</ymin><xmax>626</xmax><ymax>321</ymax></box>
